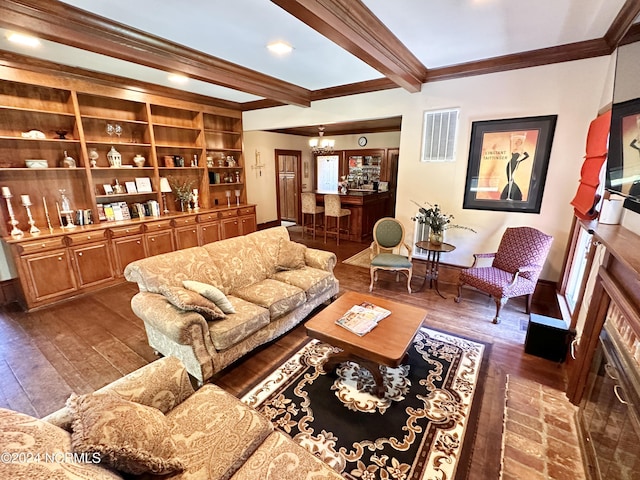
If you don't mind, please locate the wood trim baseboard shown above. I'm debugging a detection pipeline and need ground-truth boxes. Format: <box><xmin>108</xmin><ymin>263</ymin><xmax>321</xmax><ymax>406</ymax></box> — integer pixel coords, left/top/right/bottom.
<box><xmin>0</xmin><ymin>279</ymin><xmax>19</xmax><ymax>306</ymax></box>
<box><xmin>259</xmin><ymin>220</ymin><xmax>281</xmax><ymax>230</ymax></box>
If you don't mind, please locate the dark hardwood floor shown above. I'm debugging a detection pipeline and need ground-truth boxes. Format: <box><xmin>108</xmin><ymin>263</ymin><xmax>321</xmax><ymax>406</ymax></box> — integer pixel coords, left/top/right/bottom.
<box><xmin>0</xmin><ymin>226</ymin><xmax>567</xmax><ymax>479</ymax></box>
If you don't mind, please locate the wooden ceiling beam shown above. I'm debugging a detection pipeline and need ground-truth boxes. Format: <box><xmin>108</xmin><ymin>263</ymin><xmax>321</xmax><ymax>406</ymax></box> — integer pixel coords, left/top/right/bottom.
<box><xmin>0</xmin><ymin>0</ymin><xmax>312</xmax><ymax>107</ymax></box>
<box><xmin>604</xmin><ymin>0</ymin><xmax>640</xmax><ymax>49</ymax></box>
<box><xmin>271</xmin><ymin>0</ymin><xmax>427</xmax><ymax>93</ymax></box>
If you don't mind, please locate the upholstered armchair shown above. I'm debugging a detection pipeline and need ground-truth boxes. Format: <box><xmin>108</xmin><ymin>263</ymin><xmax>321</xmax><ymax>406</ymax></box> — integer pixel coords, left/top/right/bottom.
<box><xmin>369</xmin><ymin>217</ymin><xmax>413</xmax><ymax>294</ymax></box>
<box><xmin>455</xmin><ymin>227</ymin><xmax>552</xmax><ymax>324</ymax></box>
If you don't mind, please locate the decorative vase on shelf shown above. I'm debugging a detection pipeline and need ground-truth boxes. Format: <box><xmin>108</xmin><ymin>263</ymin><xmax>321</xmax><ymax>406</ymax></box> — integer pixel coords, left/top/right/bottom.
<box><xmin>107</xmin><ymin>146</ymin><xmax>122</xmax><ymax>168</ymax></box>
<box><xmin>429</xmin><ymin>230</ymin><xmax>444</xmax><ymax>246</ymax></box>
<box><xmin>133</xmin><ymin>154</ymin><xmax>146</xmax><ymax>167</ymax></box>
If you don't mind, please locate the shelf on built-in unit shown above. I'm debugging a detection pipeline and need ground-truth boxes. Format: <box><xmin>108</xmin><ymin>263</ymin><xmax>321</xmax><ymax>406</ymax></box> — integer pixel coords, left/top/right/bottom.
<box><xmin>152</xmin><ymin>122</ymin><xmax>201</xmax><ymax>131</ymax></box>
<box><xmin>0</xmin><ymin>105</ymin><xmax>76</xmax><ymax>116</ymax></box>
<box><xmin>207</xmin><ymin>166</ymin><xmax>243</xmax><ymax>170</ymax></box>
<box><xmin>96</xmin><ymin>191</ymin><xmax>157</xmax><ymax>199</ymax></box>
<box><xmin>204</xmin><ymin>129</ymin><xmax>241</xmax><ymax>135</ymax></box>
<box><xmin>0</xmin><ymin>136</ymin><xmax>80</xmax><ymax>143</ymax></box>
<box><xmin>81</xmin><ymin>115</ymin><xmax>148</xmax><ymax>125</ymax></box>
<box><xmin>85</xmin><ymin>141</ymin><xmax>152</xmax><ymax>147</ymax></box>
<box><xmin>210</xmin><ymin>182</ymin><xmax>243</xmax><ymax>187</ymax></box>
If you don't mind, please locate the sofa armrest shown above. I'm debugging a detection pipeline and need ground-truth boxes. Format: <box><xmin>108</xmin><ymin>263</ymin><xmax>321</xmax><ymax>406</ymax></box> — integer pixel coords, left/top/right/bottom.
<box><xmin>305</xmin><ymin>248</ymin><xmax>337</xmax><ymax>272</ymax></box>
<box><xmin>131</xmin><ymin>291</ymin><xmax>211</xmax><ymax>345</ymax></box>
<box><xmin>43</xmin><ymin>356</ymin><xmax>195</xmax><ymax>431</ymax></box>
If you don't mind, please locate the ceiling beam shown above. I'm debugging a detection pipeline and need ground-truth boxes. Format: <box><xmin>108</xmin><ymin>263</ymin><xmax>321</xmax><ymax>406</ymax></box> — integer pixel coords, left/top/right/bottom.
<box><xmin>272</xmin><ymin>0</ymin><xmax>426</xmax><ymax>93</ymax></box>
<box><xmin>0</xmin><ymin>0</ymin><xmax>312</xmax><ymax>107</ymax></box>
<box><xmin>604</xmin><ymin>0</ymin><xmax>640</xmax><ymax>49</ymax></box>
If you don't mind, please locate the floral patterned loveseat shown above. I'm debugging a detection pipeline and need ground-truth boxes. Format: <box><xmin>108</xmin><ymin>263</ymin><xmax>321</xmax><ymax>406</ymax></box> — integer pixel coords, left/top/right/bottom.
<box><xmin>124</xmin><ymin>226</ymin><xmax>338</xmax><ymax>383</ymax></box>
<box><xmin>0</xmin><ymin>356</ymin><xmax>343</xmax><ymax>479</ymax></box>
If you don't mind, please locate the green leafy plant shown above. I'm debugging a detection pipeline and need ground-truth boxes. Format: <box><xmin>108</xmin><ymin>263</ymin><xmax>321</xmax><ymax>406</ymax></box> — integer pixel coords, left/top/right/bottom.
<box><xmin>412</xmin><ymin>201</ymin><xmax>476</xmax><ymax>234</ymax></box>
<box><xmin>168</xmin><ymin>177</ymin><xmax>195</xmax><ymax>203</ymax></box>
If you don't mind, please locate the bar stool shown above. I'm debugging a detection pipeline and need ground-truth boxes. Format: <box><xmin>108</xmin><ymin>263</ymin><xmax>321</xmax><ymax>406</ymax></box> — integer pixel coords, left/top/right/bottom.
<box><xmin>301</xmin><ymin>193</ymin><xmax>324</xmax><ymax>240</ymax></box>
<box><xmin>324</xmin><ymin>194</ymin><xmax>351</xmax><ymax>245</ymax></box>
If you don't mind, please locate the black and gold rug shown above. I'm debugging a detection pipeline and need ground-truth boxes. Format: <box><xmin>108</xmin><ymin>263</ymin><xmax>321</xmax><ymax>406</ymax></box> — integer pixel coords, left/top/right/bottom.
<box><xmin>241</xmin><ymin>327</ymin><xmax>488</xmax><ymax>480</ymax></box>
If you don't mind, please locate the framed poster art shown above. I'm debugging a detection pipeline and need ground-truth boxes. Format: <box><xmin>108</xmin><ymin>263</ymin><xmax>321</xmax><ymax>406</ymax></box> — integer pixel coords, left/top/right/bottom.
<box><xmin>462</xmin><ymin>115</ymin><xmax>557</xmax><ymax>213</ymax></box>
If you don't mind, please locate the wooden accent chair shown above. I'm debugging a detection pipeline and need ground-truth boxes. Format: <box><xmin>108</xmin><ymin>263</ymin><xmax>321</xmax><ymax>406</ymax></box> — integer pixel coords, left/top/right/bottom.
<box><xmin>369</xmin><ymin>217</ymin><xmax>413</xmax><ymax>294</ymax></box>
<box><xmin>324</xmin><ymin>194</ymin><xmax>351</xmax><ymax>245</ymax></box>
<box><xmin>301</xmin><ymin>192</ymin><xmax>324</xmax><ymax>240</ymax></box>
<box><xmin>455</xmin><ymin>226</ymin><xmax>553</xmax><ymax>324</ymax></box>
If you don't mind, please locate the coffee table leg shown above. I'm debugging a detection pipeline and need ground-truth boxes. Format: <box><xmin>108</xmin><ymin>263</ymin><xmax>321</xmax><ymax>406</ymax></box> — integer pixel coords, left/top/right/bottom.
<box><xmin>321</xmin><ymin>351</ymin><xmax>386</xmax><ymax>398</ymax></box>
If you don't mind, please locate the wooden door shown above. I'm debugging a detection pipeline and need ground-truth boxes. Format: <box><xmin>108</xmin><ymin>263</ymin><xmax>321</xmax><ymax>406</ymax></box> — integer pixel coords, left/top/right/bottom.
<box><xmin>221</xmin><ymin>217</ymin><xmax>240</xmax><ymax>239</ymax></box>
<box><xmin>112</xmin><ymin>235</ymin><xmax>146</xmax><ymax>275</ymax></box>
<box><xmin>198</xmin><ymin>221</ymin><xmax>221</xmax><ymax>245</ymax></box>
<box><xmin>174</xmin><ymin>225</ymin><xmax>199</xmax><ymax>249</ymax></box>
<box><xmin>275</xmin><ymin>150</ymin><xmax>301</xmax><ymax>224</ymax></box>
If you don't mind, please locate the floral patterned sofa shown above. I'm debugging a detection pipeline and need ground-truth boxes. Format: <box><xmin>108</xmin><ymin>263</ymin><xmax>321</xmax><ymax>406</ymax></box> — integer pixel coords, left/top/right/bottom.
<box><xmin>124</xmin><ymin>226</ymin><xmax>339</xmax><ymax>383</ymax></box>
<box><xmin>0</xmin><ymin>356</ymin><xmax>343</xmax><ymax>479</ymax></box>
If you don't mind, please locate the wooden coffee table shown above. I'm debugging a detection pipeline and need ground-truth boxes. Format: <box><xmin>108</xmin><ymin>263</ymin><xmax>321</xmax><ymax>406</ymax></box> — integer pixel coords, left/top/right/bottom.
<box><xmin>305</xmin><ymin>291</ymin><xmax>427</xmax><ymax>398</ymax></box>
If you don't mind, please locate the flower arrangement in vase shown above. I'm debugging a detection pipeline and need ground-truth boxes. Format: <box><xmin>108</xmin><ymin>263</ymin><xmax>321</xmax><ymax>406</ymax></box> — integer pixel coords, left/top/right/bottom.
<box><xmin>168</xmin><ymin>177</ymin><xmax>195</xmax><ymax>212</ymax></box>
<box><xmin>412</xmin><ymin>201</ymin><xmax>475</xmax><ymax>245</ymax></box>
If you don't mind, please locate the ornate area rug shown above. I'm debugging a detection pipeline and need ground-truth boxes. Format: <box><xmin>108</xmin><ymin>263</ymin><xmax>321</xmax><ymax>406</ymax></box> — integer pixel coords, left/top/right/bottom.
<box><xmin>342</xmin><ymin>248</ymin><xmax>372</xmax><ymax>269</ymax></box>
<box><xmin>241</xmin><ymin>327</ymin><xmax>488</xmax><ymax>480</ymax></box>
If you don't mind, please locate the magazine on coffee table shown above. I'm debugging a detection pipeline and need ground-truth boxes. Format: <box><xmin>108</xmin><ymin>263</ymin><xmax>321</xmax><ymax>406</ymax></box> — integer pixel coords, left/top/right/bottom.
<box><xmin>335</xmin><ymin>301</ymin><xmax>391</xmax><ymax>336</ymax></box>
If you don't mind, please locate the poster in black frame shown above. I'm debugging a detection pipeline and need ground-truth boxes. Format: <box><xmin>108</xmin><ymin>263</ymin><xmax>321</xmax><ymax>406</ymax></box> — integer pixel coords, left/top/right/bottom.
<box><xmin>462</xmin><ymin>115</ymin><xmax>557</xmax><ymax>213</ymax></box>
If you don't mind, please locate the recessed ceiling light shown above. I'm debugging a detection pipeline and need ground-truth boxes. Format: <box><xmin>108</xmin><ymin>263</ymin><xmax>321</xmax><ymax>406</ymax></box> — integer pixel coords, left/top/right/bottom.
<box><xmin>267</xmin><ymin>41</ymin><xmax>293</xmax><ymax>55</ymax></box>
<box><xmin>168</xmin><ymin>73</ymin><xmax>188</xmax><ymax>84</ymax></box>
<box><xmin>7</xmin><ymin>32</ymin><xmax>40</xmax><ymax>48</ymax></box>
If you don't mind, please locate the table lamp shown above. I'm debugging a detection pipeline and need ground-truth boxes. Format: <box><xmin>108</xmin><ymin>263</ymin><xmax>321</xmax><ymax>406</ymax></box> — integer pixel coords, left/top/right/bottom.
<box><xmin>160</xmin><ymin>177</ymin><xmax>172</xmax><ymax>214</ymax></box>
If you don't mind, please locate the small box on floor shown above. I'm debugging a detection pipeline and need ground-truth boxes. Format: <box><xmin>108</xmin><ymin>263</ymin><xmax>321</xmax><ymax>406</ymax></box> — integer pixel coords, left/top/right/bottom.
<box><xmin>524</xmin><ymin>313</ymin><xmax>573</xmax><ymax>362</ymax></box>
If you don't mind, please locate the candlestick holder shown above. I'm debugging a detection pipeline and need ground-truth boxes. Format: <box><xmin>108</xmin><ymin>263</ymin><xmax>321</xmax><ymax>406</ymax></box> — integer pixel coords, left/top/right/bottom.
<box><xmin>21</xmin><ymin>196</ymin><xmax>41</xmax><ymax>235</ymax></box>
<box><xmin>2</xmin><ymin>188</ymin><xmax>23</xmax><ymax>238</ymax></box>
<box><xmin>235</xmin><ymin>189</ymin><xmax>241</xmax><ymax>206</ymax></box>
<box><xmin>225</xmin><ymin>190</ymin><xmax>231</xmax><ymax>208</ymax></box>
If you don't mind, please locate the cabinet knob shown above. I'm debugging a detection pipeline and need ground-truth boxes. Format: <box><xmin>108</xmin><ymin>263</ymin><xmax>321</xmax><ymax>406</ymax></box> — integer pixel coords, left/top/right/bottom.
<box><xmin>78</xmin><ymin>252</ymin><xmax>83</xmax><ymax>256</ymax></box>
<box><xmin>58</xmin><ymin>257</ymin><xmax>63</xmax><ymax>261</ymax></box>
<box><xmin>41</xmin><ymin>243</ymin><xmax>46</xmax><ymax>248</ymax></box>
<box><xmin>192</xmin><ymin>229</ymin><xmax>196</xmax><ymax>233</ymax></box>
<box><xmin>136</xmin><ymin>240</ymin><xmax>140</xmax><ymax>244</ymax></box>
<box><xmin>151</xmin><ymin>238</ymin><xmax>155</xmax><ymax>242</ymax></box>
<box><xmin>126</xmin><ymin>229</ymin><xmax>130</xmax><ymax>233</ymax></box>
<box><xmin>87</xmin><ymin>235</ymin><xmax>91</xmax><ymax>240</ymax></box>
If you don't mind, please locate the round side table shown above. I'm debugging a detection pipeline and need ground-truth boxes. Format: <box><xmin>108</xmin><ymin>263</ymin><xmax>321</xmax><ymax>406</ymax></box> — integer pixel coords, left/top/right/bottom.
<box><xmin>415</xmin><ymin>240</ymin><xmax>455</xmax><ymax>298</ymax></box>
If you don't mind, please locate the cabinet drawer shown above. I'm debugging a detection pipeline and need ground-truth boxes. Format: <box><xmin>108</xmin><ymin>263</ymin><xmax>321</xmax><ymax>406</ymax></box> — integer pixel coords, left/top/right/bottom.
<box><xmin>17</xmin><ymin>237</ymin><xmax>66</xmax><ymax>255</ymax></box>
<box><xmin>219</xmin><ymin>209</ymin><xmax>238</xmax><ymax>218</ymax></box>
<box><xmin>197</xmin><ymin>213</ymin><xmax>219</xmax><ymax>222</ymax></box>
<box><xmin>172</xmin><ymin>216</ymin><xmax>197</xmax><ymax>226</ymax></box>
<box><xmin>145</xmin><ymin>219</ymin><xmax>173</xmax><ymax>231</ymax></box>
<box><xmin>109</xmin><ymin>224</ymin><xmax>144</xmax><ymax>238</ymax></box>
<box><xmin>239</xmin><ymin>206</ymin><xmax>255</xmax><ymax>215</ymax></box>
<box><xmin>67</xmin><ymin>230</ymin><xmax>108</xmax><ymax>245</ymax></box>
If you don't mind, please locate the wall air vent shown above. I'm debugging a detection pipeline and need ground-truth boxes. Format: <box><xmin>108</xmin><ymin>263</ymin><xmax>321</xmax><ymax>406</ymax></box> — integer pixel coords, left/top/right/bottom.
<box><xmin>421</xmin><ymin>108</ymin><xmax>459</xmax><ymax>162</ymax></box>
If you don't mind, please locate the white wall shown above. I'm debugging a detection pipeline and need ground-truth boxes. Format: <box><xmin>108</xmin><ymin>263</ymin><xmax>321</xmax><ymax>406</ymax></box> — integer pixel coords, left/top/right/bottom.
<box><xmin>244</xmin><ymin>56</ymin><xmax>614</xmax><ymax>281</ymax></box>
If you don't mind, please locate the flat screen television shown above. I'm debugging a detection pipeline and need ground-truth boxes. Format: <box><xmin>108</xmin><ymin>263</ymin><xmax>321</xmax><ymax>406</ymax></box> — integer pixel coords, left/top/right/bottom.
<box><xmin>606</xmin><ymin>98</ymin><xmax>640</xmax><ymax>215</ymax></box>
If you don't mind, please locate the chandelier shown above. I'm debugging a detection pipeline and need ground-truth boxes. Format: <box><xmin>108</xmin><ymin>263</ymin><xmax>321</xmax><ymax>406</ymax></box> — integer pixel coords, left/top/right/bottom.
<box><xmin>309</xmin><ymin>126</ymin><xmax>335</xmax><ymax>154</ymax></box>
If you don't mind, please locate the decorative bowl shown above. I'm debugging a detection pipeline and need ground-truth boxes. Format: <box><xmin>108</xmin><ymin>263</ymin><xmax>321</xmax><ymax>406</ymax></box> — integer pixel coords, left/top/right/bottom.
<box><xmin>25</xmin><ymin>159</ymin><xmax>48</xmax><ymax>168</ymax></box>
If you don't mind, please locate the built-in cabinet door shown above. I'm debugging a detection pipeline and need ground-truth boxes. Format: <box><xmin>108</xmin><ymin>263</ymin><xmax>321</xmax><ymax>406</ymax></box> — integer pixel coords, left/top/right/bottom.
<box><xmin>221</xmin><ymin>217</ymin><xmax>240</xmax><ymax>239</ymax></box>
<box><xmin>174</xmin><ymin>225</ymin><xmax>199</xmax><ymax>249</ymax></box>
<box><xmin>112</xmin><ymin>235</ymin><xmax>146</xmax><ymax>275</ymax></box>
<box><xmin>199</xmin><ymin>221</ymin><xmax>220</xmax><ymax>245</ymax></box>
<box><xmin>70</xmin><ymin>241</ymin><xmax>115</xmax><ymax>288</ymax></box>
<box><xmin>22</xmin><ymin>249</ymin><xmax>77</xmax><ymax>302</ymax></box>
<box><xmin>146</xmin><ymin>230</ymin><xmax>175</xmax><ymax>256</ymax></box>
<box><xmin>239</xmin><ymin>214</ymin><xmax>257</xmax><ymax>235</ymax></box>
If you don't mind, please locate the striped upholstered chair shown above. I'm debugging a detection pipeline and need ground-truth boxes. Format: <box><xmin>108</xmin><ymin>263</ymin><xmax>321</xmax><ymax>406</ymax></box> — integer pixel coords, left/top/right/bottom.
<box><xmin>369</xmin><ymin>217</ymin><xmax>413</xmax><ymax>294</ymax></box>
<box><xmin>455</xmin><ymin>227</ymin><xmax>552</xmax><ymax>324</ymax></box>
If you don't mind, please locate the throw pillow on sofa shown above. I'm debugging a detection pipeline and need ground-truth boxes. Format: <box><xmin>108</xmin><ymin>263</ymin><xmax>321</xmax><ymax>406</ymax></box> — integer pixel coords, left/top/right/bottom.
<box><xmin>276</xmin><ymin>238</ymin><xmax>307</xmax><ymax>271</ymax></box>
<box><xmin>182</xmin><ymin>280</ymin><xmax>236</xmax><ymax>314</ymax></box>
<box><xmin>159</xmin><ymin>285</ymin><xmax>226</xmax><ymax>320</ymax></box>
<box><xmin>67</xmin><ymin>392</ymin><xmax>184</xmax><ymax>475</ymax></box>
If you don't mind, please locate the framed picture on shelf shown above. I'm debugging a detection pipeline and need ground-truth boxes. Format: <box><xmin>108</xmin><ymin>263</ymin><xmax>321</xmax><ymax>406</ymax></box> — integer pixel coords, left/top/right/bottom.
<box><xmin>135</xmin><ymin>177</ymin><xmax>153</xmax><ymax>193</ymax></box>
<box><xmin>125</xmin><ymin>181</ymin><xmax>137</xmax><ymax>194</ymax></box>
<box><xmin>462</xmin><ymin>115</ymin><xmax>557</xmax><ymax>213</ymax></box>
<box><xmin>103</xmin><ymin>184</ymin><xmax>114</xmax><ymax>195</ymax></box>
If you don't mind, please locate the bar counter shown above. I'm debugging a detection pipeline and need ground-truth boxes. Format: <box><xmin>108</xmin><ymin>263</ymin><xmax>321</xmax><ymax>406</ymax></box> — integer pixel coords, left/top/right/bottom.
<box><xmin>315</xmin><ymin>190</ymin><xmax>391</xmax><ymax>242</ymax></box>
